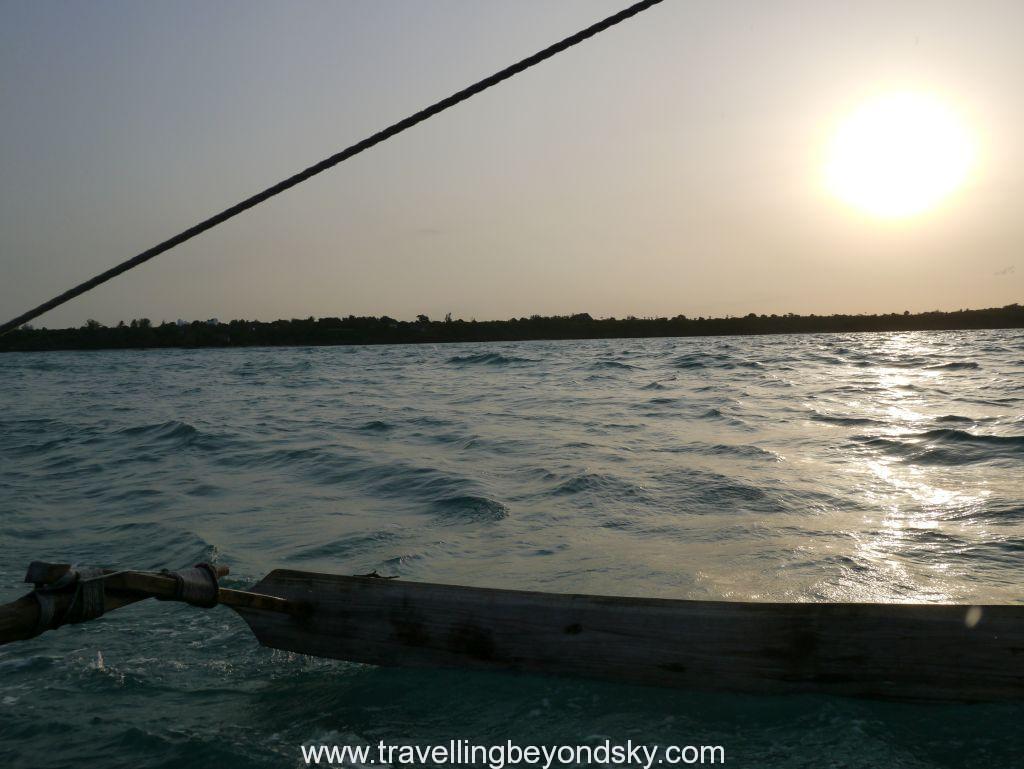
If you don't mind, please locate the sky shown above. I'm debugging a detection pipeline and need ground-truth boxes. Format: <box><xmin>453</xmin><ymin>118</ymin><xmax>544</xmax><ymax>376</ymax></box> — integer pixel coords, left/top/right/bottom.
<box><xmin>1</xmin><ymin>0</ymin><xmax>1022</xmax><ymax>328</ymax></box>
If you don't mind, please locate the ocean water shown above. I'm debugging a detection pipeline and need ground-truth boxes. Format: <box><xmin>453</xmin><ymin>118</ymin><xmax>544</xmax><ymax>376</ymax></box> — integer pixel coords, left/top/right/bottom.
<box><xmin>1</xmin><ymin>329</ymin><xmax>1023</xmax><ymax>768</ymax></box>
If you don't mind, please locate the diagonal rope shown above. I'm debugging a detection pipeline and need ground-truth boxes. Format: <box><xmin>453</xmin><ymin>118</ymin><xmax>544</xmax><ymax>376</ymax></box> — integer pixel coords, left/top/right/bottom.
<box><xmin>0</xmin><ymin>0</ymin><xmax>666</xmax><ymax>336</ymax></box>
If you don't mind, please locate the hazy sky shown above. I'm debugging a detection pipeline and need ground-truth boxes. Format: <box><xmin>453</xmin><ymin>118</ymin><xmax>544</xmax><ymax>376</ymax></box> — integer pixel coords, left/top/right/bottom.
<box><xmin>2</xmin><ymin>0</ymin><xmax>1022</xmax><ymax>327</ymax></box>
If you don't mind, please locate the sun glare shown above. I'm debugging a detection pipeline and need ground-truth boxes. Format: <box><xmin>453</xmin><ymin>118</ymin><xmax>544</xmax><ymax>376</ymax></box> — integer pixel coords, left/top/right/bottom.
<box><xmin>824</xmin><ymin>92</ymin><xmax>977</xmax><ymax>219</ymax></box>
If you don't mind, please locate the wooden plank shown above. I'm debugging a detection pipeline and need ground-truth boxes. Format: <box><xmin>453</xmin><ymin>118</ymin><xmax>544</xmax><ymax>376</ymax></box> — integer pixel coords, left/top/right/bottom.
<box><xmin>233</xmin><ymin>570</ymin><xmax>1024</xmax><ymax>702</ymax></box>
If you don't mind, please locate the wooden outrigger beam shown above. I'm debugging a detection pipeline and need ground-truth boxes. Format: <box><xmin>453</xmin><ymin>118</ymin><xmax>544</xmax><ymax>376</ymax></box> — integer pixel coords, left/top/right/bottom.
<box><xmin>3</xmin><ymin>562</ymin><xmax>1024</xmax><ymax>702</ymax></box>
<box><xmin>0</xmin><ymin>562</ymin><xmax>304</xmax><ymax>645</ymax></box>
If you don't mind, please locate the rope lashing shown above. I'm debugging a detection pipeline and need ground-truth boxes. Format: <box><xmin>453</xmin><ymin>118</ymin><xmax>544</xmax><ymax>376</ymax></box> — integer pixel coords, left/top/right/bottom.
<box><xmin>0</xmin><ymin>0</ymin><xmax>666</xmax><ymax>336</ymax></box>
<box><xmin>158</xmin><ymin>563</ymin><xmax>220</xmax><ymax>608</ymax></box>
<box><xmin>31</xmin><ymin>566</ymin><xmax>109</xmax><ymax>634</ymax></box>
<box><xmin>26</xmin><ymin>562</ymin><xmax>221</xmax><ymax>635</ymax></box>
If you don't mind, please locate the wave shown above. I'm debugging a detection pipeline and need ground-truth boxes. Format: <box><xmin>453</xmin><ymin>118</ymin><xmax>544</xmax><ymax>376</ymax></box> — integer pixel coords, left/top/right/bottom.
<box><xmin>691</xmin><ymin>477</ymin><xmax>775</xmax><ymax>507</ymax></box>
<box><xmin>697</xmin><ymin>408</ymin><xmax>748</xmax><ymax>427</ymax></box>
<box><xmin>658</xmin><ymin>442</ymin><xmax>780</xmax><ymax>460</ymax></box>
<box><xmin>669</xmin><ymin>352</ymin><xmax>763</xmax><ymax>370</ymax></box>
<box><xmin>649</xmin><ymin>467</ymin><xmax>785</xmax><ymax>512</ymax></box>
<box><xmin>231</xmin><ymin>358</ymin><xmax>314</xmax><ymax>376</ymax></box>
<box><xmin>350</xmin><ymin>462</ymin><xmax>513</xmax><ymax>524</ymax></box>
<box><xmin>926</xmin><ymin>361</ymin><xmax>980</xmax><ymax>371</ymax></box>
<box><xmin>853</xmin><ymin>428</ymin><xmax>1024</xmax><ymax>465</ymax></box>
<box><xmin>590</xmin><ymin>360</ymin><xmax>638</xmax><ymax>370</ymax></box>
<box><xmin>845</xmin><ymin>354</ymin><xmax>933</xmax><ymax>369</ymax></box>
<box><xmin>962</xmin><ymin>502</ymin><xmax>1024</xmax><ymax>523</ymax></box>
<box><xmin>286</xmin><ymin>530</ymin><xmax>401</xmax><ymax>561</ymax></box>
<box><xmin>221</xmin><ymin>444</ymin><xmax>335</xmax><ymax>471</ymax></box>
<box><xmin>79</xmin><ymin>521</ymin><xmax>218</xmax><ymax>568</ymax></box>
<box><xmin>15</xmin><ymin>359</ymin><xmax>66</xmax><ymax>371</ymax></box>
<box><xmin>358</xmin><ymin>420</ymin><xmax>393</xmax><ymax>432</ymax></box>
<box><xmin>705</xmin><ymin>443</ymin><xmax>780</xmax><ymax>460</ymax></box>
<box><xmin>670</xmin><ymin>353</ymin><xmax>712</xmax><ymax>369</ymax></box>
<box><xmin>6</xmin><ymin>435</ymin><xmax>72</xmax><ymax>458</ymax></box>
<box><xmin>446</xmin><ymin>353</ymin><xmax>535</xmax><ymax>365</ymax></box>
<box><xmin>899</xmin><ymin>532</ymin><xmax>1024</xmax><ymax>566</ymax></box>
<box><xmin>430</xmin><ymin>494</ymin><xmax>508</xmax><ymax>523</ymax></box>
<box><xmin>114</xmin><ymin>420</ymin><xmax>201</xmax><ymax>450</ymax></box>
<box><xmin>405</xmin><ymin>414</ymin><xmax>458</xmax><ymax>428</ymax></box>
<box><xmin>809</xmin><ymin>411</ymin><xmax>882</xmax><ymax>426</ymax></box>
<box><xmin>361</xmin><ymin>463</ymin><xmax>469</xmax><ymax>499</ymax></box>
<box><xmin>912</xmin><ymin>428</ymin><xmax>1024</xmax><ymax>447</ymax></box>
<box><xmin>934</xmin><ymin>414</ymin><xmax>977</xmax><ymax>425</ymax></box>
<box><xmin>551</xmin><ymin>471</ymin><xmax>648</xmax><ymax>500</ymax></box>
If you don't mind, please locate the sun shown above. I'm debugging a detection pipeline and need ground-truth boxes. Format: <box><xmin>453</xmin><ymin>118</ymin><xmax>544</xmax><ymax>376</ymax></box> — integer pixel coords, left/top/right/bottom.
<box><xmin>824</xmin><ymin>92</ymin><xmax>977</xmax><ymax>218</ymax></box>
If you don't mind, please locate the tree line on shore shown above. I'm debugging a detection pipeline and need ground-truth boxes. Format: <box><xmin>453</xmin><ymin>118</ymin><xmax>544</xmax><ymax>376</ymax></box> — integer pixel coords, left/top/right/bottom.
<box><xmin>2</xmin><ymin>305</ymin><xmax>1022</xmax><ymax>352</ymax></box>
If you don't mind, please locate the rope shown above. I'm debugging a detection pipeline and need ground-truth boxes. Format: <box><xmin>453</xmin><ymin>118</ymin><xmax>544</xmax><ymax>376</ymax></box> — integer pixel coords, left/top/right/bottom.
<box><xmin>31</xmin><ymin>566</ymin><xmax>112</xmax><ymax>634</ymax></box>
<box><xmin>158</xmin><ymin>563</ymin><xmax>220</xmax><ymax>608</ymax></box>
<box><xmin>29</xmin><ymin>563</ymin><xmax>220</xmax><ymax>634</ymax></box>
<box><xmin>0</xmin><ymin>0</ymin><xmax>666</xmax><ymax>336</ymax></box>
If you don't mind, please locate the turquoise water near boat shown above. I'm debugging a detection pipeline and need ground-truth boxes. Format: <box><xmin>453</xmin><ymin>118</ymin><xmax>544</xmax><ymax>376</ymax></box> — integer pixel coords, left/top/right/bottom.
<box><xmin>1</xmin><ymin>329</ymin><xmax>1023</xmax><ymax>768</ymax></box>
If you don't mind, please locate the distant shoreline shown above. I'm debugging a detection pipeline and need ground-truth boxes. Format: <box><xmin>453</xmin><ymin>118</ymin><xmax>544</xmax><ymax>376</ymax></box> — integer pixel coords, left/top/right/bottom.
<box><xmin>2</xmin><ymin>305</ymin><xmax>1022</xmax><ymax>353</ymax></box>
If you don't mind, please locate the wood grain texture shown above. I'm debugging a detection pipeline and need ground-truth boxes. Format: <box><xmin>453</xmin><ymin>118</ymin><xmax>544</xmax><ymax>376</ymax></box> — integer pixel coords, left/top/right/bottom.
<box><xmin>234</xmin><ymin>570</ymin><xmax>1024</xmax><ymax>702</ymax></box>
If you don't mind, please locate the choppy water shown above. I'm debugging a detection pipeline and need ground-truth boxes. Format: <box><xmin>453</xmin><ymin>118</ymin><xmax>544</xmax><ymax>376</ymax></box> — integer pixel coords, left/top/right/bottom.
<box><xmin>1</xmin><ymin>330</ymin><xmax>1023</xmax><ymax>768</ymax></box>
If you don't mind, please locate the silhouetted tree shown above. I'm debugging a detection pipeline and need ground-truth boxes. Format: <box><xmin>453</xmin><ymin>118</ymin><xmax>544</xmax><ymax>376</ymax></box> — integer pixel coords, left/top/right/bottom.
<box><xmin>3</xmin><ymin>305</ymin><xmax>1024</xmax><ymax>353</ymax></box>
